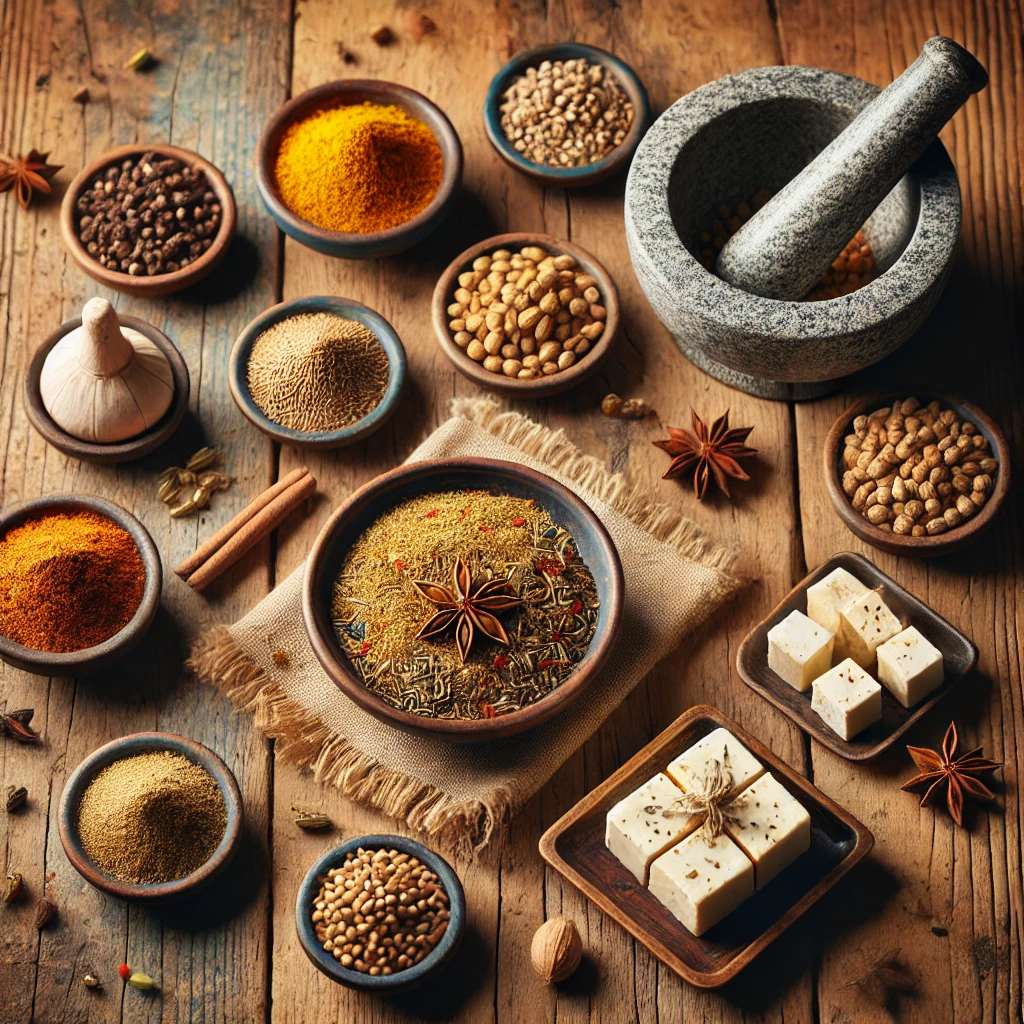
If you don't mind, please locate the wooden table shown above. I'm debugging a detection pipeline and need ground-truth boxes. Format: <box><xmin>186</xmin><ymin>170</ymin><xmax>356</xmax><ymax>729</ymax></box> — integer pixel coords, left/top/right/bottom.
<box><xmin>1</xmin><ymin>1</ymin><xmax>1020</xmax><ymax>1021</ymax></box>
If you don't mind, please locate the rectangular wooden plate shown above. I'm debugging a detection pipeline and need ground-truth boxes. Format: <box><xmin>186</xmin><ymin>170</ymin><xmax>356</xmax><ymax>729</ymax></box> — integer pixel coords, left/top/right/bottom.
<box><xmin>538</xmin><ymin>705</ymin><xmax>873</xmax><ymax>989</ymax></box>
<box><xmin>736</xmin><ymin>551</ymin><xmax>978</xmax><ymax>760</ymax></box>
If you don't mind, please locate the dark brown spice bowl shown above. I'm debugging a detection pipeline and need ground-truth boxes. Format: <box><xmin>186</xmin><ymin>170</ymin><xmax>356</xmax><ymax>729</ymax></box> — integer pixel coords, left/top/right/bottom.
<box><xmin>824</xmin><ymin>393</ymin><xmax>1010</xmax><ymax>557</ymax></box>
<box><xmin>256</xmin><ymin>80</ymin><xmax>462</xmax><ymax>259</ymax></box>
<box><xmin>58</xmin><ymin>732</ymin><xmax>243</xmax><ymax>902</ymax></box>
<box><xmin>24</xmin><ymin>314</ymin><xmax>189</xmax><ymax>463</ymax></box>
<box><xmin>430</xmin><ymin>232</ymin><xmax>619</xmax><ymax>399</ymax></box>
<box><xmin>302</xmin><ymin>458</ymin><xmax>624</xmax><ymax>743</ymax></box>
<box><xmin>0</xmin><ymin>494</ymin><xmax>162</xmax><ymax>677</ymax></box>
<box><xmin>59</xmin><ymin>143</ymin><xmax>237</xmax><ymax>298</ymax></box>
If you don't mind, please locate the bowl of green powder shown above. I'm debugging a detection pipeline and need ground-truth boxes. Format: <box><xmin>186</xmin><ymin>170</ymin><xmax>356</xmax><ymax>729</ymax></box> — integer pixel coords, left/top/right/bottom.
<box><xmin>229</xmin><ymin>296</ymin><xmax>407</xmax><ymax>449</ymax></box>
<box><xmin>59</xmin><ymin>733</ymin><xmax>242</xmax><ymax>902</ymax></box>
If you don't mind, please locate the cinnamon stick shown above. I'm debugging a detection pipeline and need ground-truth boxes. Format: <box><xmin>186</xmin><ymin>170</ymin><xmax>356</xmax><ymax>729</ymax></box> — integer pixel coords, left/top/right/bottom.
<box><xmin>178</xmin><ymin>470</ymin><xmax>316</xmax><ymax>592</ymax></box>
<box><xmin>175</xmin><ymin>466</ymin><xmax>309</xmax><ymax>580</ymax></box>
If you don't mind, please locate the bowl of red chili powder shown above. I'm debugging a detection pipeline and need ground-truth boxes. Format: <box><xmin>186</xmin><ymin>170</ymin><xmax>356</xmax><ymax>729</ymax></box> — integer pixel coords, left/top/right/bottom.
<box><xmin>0</xmin><ymin>494</ymin><xmax>161</xmax><ymax>675</ymax></box>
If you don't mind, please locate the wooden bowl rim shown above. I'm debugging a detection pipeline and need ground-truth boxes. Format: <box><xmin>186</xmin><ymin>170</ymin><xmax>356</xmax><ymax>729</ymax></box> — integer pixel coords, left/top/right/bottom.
<box><xmin>0</xmin><ymin>494</ymin><xmax>162</xmax><ymax>674</ymax></box>
<box><xmin>255</xmin><ymin>79</ymin><xmax>463</xmax><ymax>249</ymax></box>
<box><xmin>483</xmin><ymin>43</ymin><xmax>653</xmax><ymax>187</ymax></box>
<box><xmin>227</xmin><ymin>296</ymin><xmax>408</xmax><ymax>449</ymax></box>
<box><xmin>23</xmin><ymin>314</ymin><xmax>190</xmax><ymax>462</ymax></box>
<box><xmin>294</xmin><ymin>834</ymin><xmax>466</xmax><ymax>990</ymax></box>
<box><xmin>430</xmin><ymin>232</ymin><xmax>619</xmax><ymax>399</ymax></box>
<box><xmin>302</xmin><ymin>457</ymin><xmax>624</xmax><ymax>741</ymax></box>
<box><xmin>57</xmin><ymin>732</ymin><xmax>243</xmax><ymax>901</ymax></box>
<box><xmin>59</xmin><ymin>143</ymin><xmax>237</xmax><ymax>297</ymax></box>
<box><xmin>823</xmin><ymin>392</ymin><xmax>1010</xmax><ymax>556</ymax></box>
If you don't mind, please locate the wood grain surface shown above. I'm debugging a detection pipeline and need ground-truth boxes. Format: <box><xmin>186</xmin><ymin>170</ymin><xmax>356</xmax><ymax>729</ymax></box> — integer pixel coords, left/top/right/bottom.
<box><xmin>0</xmin><ymin>1</ymin><xmax>1020</xmax><ymax>1022</ymax></box>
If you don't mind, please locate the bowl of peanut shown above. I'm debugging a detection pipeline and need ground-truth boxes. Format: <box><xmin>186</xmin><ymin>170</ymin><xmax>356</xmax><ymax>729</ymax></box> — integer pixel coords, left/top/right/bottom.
<box><xmin>431</xmin><ymin>232</ymin><xmax>618</xmax><ymax>398</ymax></box>
<box><xmin>824</xmin><ymin>393</ymin><xmax>1009</xmax><ymax>556</ymax></box>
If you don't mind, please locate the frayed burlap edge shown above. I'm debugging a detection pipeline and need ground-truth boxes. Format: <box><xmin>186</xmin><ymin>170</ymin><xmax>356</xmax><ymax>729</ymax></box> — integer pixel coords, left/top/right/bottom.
<box><xmin>187</xmin><ymin>627</ymin><xmax>508</xmax><ymax>856</ymax></box>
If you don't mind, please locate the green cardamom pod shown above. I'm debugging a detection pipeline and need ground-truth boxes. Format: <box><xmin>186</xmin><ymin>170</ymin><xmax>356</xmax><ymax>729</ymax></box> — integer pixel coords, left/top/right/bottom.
<box><xmin>127</xmin><ymin>972</ymin><xmax>155</xmax><ymax>990</ymax></box>
<box><xmin>292</xmin><ymin>807</ymin><xmax>333</xmax><ymax>831</ymax></box>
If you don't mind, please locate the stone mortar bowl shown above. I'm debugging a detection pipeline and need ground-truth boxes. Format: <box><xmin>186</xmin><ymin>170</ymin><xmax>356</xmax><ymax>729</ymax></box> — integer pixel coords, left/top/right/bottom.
<box><xmin>625</xmin><ymin>66</ymin><xmax>961</xmax><ymax>400</ymax></box>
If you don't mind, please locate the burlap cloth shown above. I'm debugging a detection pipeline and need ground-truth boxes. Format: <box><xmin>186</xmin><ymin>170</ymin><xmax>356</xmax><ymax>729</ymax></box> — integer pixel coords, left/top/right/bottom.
<box><xmin>189</xmin><ymin>399</ymin><xmax>744</xmax><ymax>853</ymax></box>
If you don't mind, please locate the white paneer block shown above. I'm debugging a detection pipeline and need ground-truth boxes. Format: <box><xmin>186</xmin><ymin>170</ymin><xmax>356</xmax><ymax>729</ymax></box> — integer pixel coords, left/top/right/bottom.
<box><xmin>724</xmin><ymin>773</ymin><xmax>811</xmax><ymax>889</ymax></box>
<box><xmin>876</xmin><ymin>626</ymin><xmax>944</xmax><ymax>708</ymax></box>
<box><xmin>766</xmin><ymin>610</ymin><xmax>835</xmax><ymax>692</ymax></box>
<box><xmin>649</xmin><ymin>830</ymin><xmax>754</xmax><ymax>936</ymax></box>
<box><xmin>835</xmin><ymin>591</ymin><xmax>902</xmax><ymax>668</ymax></box>
<box><xmin>806</xmin><ymin>567</ymin><xmax>870</xmax><ymax>634</ymax></box>
<box><xmin>811</xmin><ymin>658</ymin><xmax>882</xmax><ymax>740</ymax></box>
<box><xmin>665</xmin><ymin>727</ymin><xmax>765</xmax><ymax>800</ymax></box>
<box><xmin>605</xmin><ymin>772</ymin><xmax>696</xmax><ymax>884</ymax></box>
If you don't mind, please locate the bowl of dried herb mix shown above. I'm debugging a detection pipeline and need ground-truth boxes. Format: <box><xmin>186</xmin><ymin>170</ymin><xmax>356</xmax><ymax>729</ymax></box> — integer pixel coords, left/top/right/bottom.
<box><xmin>228</xmin><ymin>296</ymin><xmax>407</xmax><ymax>449</ymax></box>
<box><xmin>303</xmin><ymin>458</ymin><xmax>624</xmax><ymax>743</ymax></box>
<box><xmin>59</xmin><ymin>732</ymin><xmax>242</xmax><ymax>902</ymax></box>
<box><xmin>257</xmin><ymin>80</ymin><xmax>462</xmax><ymax>259</ymax></box>
<box><xmin>0</xmin><ymin>494</ymin><xmax>161</xmax><ymax>676</ymax></box>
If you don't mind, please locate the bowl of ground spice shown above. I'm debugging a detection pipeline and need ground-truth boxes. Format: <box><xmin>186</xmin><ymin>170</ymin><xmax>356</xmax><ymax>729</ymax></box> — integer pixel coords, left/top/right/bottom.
<box><xmin>257</xmin><ymin>80</ymin><xmax>462</xmax><ymax>259</ymax></box>
<box><xmin>0</xmin><ymin>494</ymin><xmax>161</xmax><ymax>676</ymax></box>
<box><xmin>229</xmin><ymin>296</ymin><xmax>407</xmax><ymax>449</ymax></box>
<box><xmin>484</xmin><ymin>44</ymin><xmax>652</xmax><ymax>187</ymax></box>
<box><xmin>303</xmin><ymin>458</ymin><xmax>623</xmax><ymax>743</ymax></box>
<box><xmin>59</xmin><ymin>144</ymin><xmax>237</xmax><ymax>298</ymax></box>
<box><xmin>59</xmin><ymin>732</ymin><xmax>242</xmax><ymax>902</ymax></box>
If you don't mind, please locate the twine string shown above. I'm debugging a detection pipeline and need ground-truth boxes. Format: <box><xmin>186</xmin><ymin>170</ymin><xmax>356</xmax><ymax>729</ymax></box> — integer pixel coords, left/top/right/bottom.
<box><xmin>663</xmin><ymin>757</ymin><xmax>742</xmax><ymax>846</ymax></box>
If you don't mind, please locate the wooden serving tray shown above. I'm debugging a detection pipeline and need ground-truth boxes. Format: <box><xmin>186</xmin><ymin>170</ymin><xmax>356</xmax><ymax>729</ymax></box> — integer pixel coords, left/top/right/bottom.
<box><xmin>538</xmin><ymin>705</ymin><xmax>873</xmax><ymax>989</ymax></box>
<box><xmin>736</xmin><ymin>551</ymin><xmax>978</xmax><ymax>760</ymax></box>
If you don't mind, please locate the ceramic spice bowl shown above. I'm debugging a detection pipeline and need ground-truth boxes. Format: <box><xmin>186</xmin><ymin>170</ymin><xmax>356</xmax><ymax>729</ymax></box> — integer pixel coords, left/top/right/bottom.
<box><xmin>295</xmin><ymin>835</ymin><xmax>466</xmax><ymax>992</ymax></box>
<box><xmin>58</xmin><ymin>732</ymin><xmax>243</xmax><ymax>902</ymax></box>
<box><xmin>59</xmin><ymin>143</ymin><xmax>237</xmax><ymax>298</ymax></box>
<box><xmin>484</xmin><ymin>43</ymin><xmax>652</xmax><ymax>188</ymax></box>
<box><xmin>0</xmin><ymin>494</ymin><xmax>162</xmax><ymax>676</ymax></box>
<box><xmin>302</xmin><ymin>458</ymin><xmax>624</xmax><ymax>743</ymax></box>
<box><xmin>431</xmin><ymin>232</ymin><xmax>619</xmax><ymax>399</ymax></box>
<box><xmin>256</xmin><ymin>80</ymin><xmax>462</xmax><ymax>259</ymax></box>
<box><xmin>625</xmin><ymin>66</ymin><xmax>961</xmax><ymax>400</ymax></box>
<box><xmin>228</xmin><ymin>296</ymin><xmax>407</xmax><ymax>449</ymax></box>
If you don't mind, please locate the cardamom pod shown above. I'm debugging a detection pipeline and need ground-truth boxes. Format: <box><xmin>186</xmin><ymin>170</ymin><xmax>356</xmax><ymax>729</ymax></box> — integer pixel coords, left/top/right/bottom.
<box><xmin>185</xmin><ymin>446</ymin><xmax>220</xmax><ymax>473</ymax></box>
<box><xmin>123</xmin><ymin>47</ymin><xmax>154</xmax><ymax>71</ymax></box>
<box><xmin>0</xmin><ymin>710</ymin><xmax>39</xmax><ymax>743</ymax></box>
<box><xmin>127</xmin><ymin>972</ymin><xmax>155</xmax><ymax>990</ymax></box>
<box><xmin>5</xmin><ymin>785</ymin><xmax>27</xmax><ymax>812</ymax></box>
<box><xmin>293</xmin><ymin>812</ymin><xmax>333</xmax><ymax>831</ymax></box>
<box><xmin>157</xmin><ymin>476</ymin><xmax>182</xmax><ymax>503</ymax></box>
<box><xmin>2</xmin><ymin>872</ymin><xmax>23</xmax><ymax>903</ymax></box>
<box><xmin>34</xmin><ymin>896</ymin><xmax>57</xmax><ymax>928</ymax></box>
<box><xmin>169</xmin><ymin>497</ymin><xmax>198</xmax><ymax>518</ymax></box>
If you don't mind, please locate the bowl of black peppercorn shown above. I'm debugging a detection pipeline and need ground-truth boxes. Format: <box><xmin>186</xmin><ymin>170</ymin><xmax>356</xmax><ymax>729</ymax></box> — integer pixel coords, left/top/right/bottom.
<box><xmin>59</xmin><ymin>143</ymin><xmax>237</xmax><ymax>298</ymax></box>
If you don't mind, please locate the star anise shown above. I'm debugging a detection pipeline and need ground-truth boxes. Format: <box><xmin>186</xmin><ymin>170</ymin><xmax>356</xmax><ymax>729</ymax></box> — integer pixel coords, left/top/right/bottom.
<box><xmin>0</xmin><ymin>150</ymin><xmax>62</xmax><ymax>209</ymax></box>
<box><xmin>653</xmin><ymin>409</ymin><xmax>757</xmax><ymax>499</ymax></box>
<box><xmin>0</xmin><ymin>708</ymin><xmax>39</xmax><ymax>744</ymax></box>
<box><xmin>901</xmin><ymin>721</ymin><xmax>1001</xmax><ymax>827</ymax></box>
<box><xmin>413</xmin><ymin>557</ymin><xmax>523</xmax><ymax>664</ymax></box>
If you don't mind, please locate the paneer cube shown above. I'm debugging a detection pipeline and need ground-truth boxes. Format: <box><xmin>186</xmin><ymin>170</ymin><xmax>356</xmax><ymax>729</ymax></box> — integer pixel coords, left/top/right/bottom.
<box><xmin>811</xmin><ymin>658</ymin><xmax>882</xmax><ymax>740</ymax></box>
<box><xmin>876</xmin><ymin>625</ymin><xmax>944</xmax><ymax>708</ymax></box>
<box><xmin>767</xmin><ymin>610</ymin><xmax>835</xmax><ymax>692</ymax></box>
<box><xmin>665</xmin><ymin>727</ymin><xmax>764</xmax><ymax>800</ymax></box>
<box><xmin>806</xmin><ymin>567</ymin><xmax>869</xmax><ymax>633</ymax></box>
<box><xmin>834</xmin><ymin>591</ymin><xmax>902</xmax><ymax>668</ymax></box>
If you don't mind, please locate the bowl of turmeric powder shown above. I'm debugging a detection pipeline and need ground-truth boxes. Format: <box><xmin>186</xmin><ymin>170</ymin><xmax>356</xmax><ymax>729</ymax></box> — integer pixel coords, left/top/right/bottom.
<box><xmin>0</xmin><ymin>494</ymin><xmax>162</xmax><ymax>676</ymax></box>
<box><xmin>257</xmin><ymin>80</ymin><xmax>462</xmax><ymax>259</ymax></box>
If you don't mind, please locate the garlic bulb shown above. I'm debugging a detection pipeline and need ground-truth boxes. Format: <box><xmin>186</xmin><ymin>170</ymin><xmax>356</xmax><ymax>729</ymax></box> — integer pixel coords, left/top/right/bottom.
<box><xmin>40</xmin><ymin>297</ymin><xmax>175</xmax><ymax>443</ymax></box>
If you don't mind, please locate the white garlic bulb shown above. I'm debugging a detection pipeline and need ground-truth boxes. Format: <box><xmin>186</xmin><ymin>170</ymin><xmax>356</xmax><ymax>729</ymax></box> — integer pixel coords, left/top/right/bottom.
<box><xmin>40</xmin><ymin>297</ymin><xmax>175</xmax><ymax>443</ymax></box>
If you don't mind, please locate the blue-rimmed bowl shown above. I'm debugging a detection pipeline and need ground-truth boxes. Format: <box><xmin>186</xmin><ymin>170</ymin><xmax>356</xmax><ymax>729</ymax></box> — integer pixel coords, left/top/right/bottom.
<box><xmin>484</xmin><ymin>44</ymin><xmax>652</xmax><ymax>188</ymax></box>
<box><xmin>228</xmin><ymin>296</ymin><xmax>407</xmax><ymax>449</ymax></box>
<box><xmin>257</xmin><ymin>80</ymin><xmax>462</xmax><ymax>259</ymax></box>
<box><xmin>296</xmin><ymin>835</ymin><xmax>466</xmax><ymax>992</ymax></box>
<box><xmin>58</xmin><ymin>733</ymin><xmax>243</xmax><ymax>902</ymax></box>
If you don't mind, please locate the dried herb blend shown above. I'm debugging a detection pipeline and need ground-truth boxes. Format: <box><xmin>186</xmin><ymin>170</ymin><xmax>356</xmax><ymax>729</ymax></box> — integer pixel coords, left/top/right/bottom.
<box><xmin>247</xmin><ymin>313</ymin><xmax>389</xmax><ymax>434</ymax></box>
<box><xmin>331</xmin><ymin>490</ymin><xmax>599</xmax><ymax>720</ymax></box>
<box><xmin>76</xmin><ymin>750</ymin><xmax>227</xmax><ymax>884</ymax></box>
<box><xmin>0</xmin><ymin>511</ymin><xmax>145</xmax><ymax>652</ymax></box>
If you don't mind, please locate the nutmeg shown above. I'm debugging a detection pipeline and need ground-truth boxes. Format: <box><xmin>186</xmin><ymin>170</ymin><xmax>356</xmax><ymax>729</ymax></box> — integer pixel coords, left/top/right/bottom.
<box><xmin>530</xmin><ymin>916</ymin><xmax>582</xmax><ymax>983</ymax></box>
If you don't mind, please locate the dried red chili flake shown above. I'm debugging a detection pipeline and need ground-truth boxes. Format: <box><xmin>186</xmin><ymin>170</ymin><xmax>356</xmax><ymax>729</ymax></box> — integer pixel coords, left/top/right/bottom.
<box><xmin>538</xmin><ymin>659</ymin><xmax>567</xmax><ymax>669</ymax></box>
<box><xmin>351</xmin><ymin>642</ymin><xmax>372</xmax><ymax>658</ymax></box>
<box><xmin>534</xmin><ymin>556</ymin><xmax>565</xmax><ymax>575</ymax></box>
<box><xmin>479</xmin><ymin>525</ymin><xmax>492</xmax><ymax>533</ymax></box>
<box><xmin>458</xmin><ymin>507</ymin><xmax>471</xmax><ymax>519</ymax></box>
<box><xmin>394</xmin><ymin>559</ymin><xmax>407</xmax><ymax>571</ymax></box>
<box><xmin>569</xmin><ymin>599</ymin><xmax>583</xmax><ymax>615</ymax></box>
<box><xmin>512</xmin><ymin>517</ymin><xmax>526</xmax><ymax>527</ymax></box>
<box><xmin>464</xmin><ymin>488</ymin><xmax>474</xmax><ymax>495</ymax></box>
<box><xmin>481</xmin><ymin>704</ymin><xmax>496</xmax><ymax>719</ymax></box>
<box><xmin>552</xmin><ymin>631</ymin><xmax>562</xmax><ymax>642</ymax></box>
<box><xmin>118</xmin><ymin>964</ymin><xmax>131</xmax><ymax>980</ymax></box>
<box><xmin>493</xmin><ymin>654</ymin><xmax>510</xmax><ymax>670</ymax></box>
<box><xmin>425</xmin><ymin>509</ymin><xmax>439</xmax><ymax>519</ymax></box>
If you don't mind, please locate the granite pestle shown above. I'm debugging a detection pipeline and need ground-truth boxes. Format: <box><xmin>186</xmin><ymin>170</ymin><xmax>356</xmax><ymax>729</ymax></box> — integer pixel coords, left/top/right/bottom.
<box><xmin>715</xmin><ymin>36</ymin><xmax>987</xmax><ymax>301</ymax></box>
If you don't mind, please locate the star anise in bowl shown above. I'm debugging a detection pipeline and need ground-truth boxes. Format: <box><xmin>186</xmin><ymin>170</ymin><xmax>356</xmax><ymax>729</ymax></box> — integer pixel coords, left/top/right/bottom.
<box><xmin>653</xmin><ymin>408</ymin><xmax>757</xmax><ymax>500</ymax></box>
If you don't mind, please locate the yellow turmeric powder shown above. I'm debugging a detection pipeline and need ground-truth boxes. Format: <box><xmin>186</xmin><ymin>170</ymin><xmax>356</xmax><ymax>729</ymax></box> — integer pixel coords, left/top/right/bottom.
<box><xmin>273</xmin><ymin>102</ymin><xmax>444</xmax><ymax>234</ymax></box>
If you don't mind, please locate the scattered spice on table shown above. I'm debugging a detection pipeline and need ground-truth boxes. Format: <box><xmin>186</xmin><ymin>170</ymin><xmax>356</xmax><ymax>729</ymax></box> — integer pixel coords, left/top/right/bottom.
<box><xmin>72</xmin><ymin>86</ymin><xmax>90</xmax><ymax>104</ymax></box>
<box><xmin>83</xmin><ymin>973</ymin><xmax>102</xmax><ymax>990</ymax></box>
<box><xmin>312</xmin><ymin>846</ymin><xmax>450</xmax><ymax>974</ymax></box>
<box><xmin>75</xmin><ymin>151</ymin><xmax>221</xmax><ymax>277</ymax></box>
<box><xmin>531</xmin><ymin>917</ymin><xmax>583</xmax><ymax>983</ymax></box>
<box><xmin>0</xmin><ymin>708</ymin><xmax>39</xmax><ymax>743</ymax></box>
<box><xmin>2</xmin><ymin>872</ymin><xmax>23</xmax><ymax>903</ymax></box>
<box><xmin>0</xmin><ymin>511</ymin><xmax>145</xmax><ymax>652</ymax></box>
<box><xmin>123</xmin><ymin>48</ymin><xmax>155</xmax><ymax>71</ymax></box>
<box><xmin>0</xmin><ymin>149</ymin><xmax>62</xmax><ymax>209</ymax></box>
<box><xmin>406</xmin><ymin>11</ymin><xmax>437</xmax><ymax>40</ymax></box>
<box><xmin>331</xmin><ymin>490</ymin><xmax>599</xmax><ymax>720</ymax></box>
<box><xmin>500</xmin><ymin>57</ymin><xmax>634</xmax><ymax>168</ymax></box>
<box><xmin>273</xmin><ymin>102</ymin><xmax>442</xmax><ymax>233</ymax></box>
<box><xmin>158</xmin><ymin>446</ymin><xmax>233</xmax><ymax>518</ymax></box>
<box><xmin>34</xmin><ymin>895</ymin><xmax>58</xmax><ymax>929</ymax></box>
<box><xmin>447</xmin><ymin>244</ymin><xmax>606</xmax><ymax>380</ymax></box>
<box><xmin>6</xmin><ymin>785</ymin><xmax>27</xmax><ymax>812</ymax></box>
<box><xmin>601</xmin><ymin>393</ymin><xmax>653</xmax><ymax>419</ymax></box>
<box><xmin>654</xmin><ymin>409</ymin><xmax>757</xmax><ymax>500</ymax></box>
<box><xmin>843</xmin><ymin>948</ymin><xmax>917</xmax><ymax>1010</ymax></box>
<box><xmin>246</xmin><ymin>312</ymin><xmax>389</xmax><ymax>432</ymax></box>
<box><xmin>76</xmin><ymin>750</ymin><xmax>227</xmax><ymax>884</ymax></box>
<box><xmin>292</xmin><ymin>807</ymin><xmax>333</xmax><ymax>831</ymax></box>
<box><xmin>841</xmin><ymin>397</ymin><xmax>999</xmax><ymax>536</ymax></box>
<box><xmin>369</xmin><ymin>24</ymin><xmax>394</xmax><ymax>45</ymax></box>
<box><xmin>698</xmin><ymin>188</ymin><xmax>877</xmax><ymax>301</ymax></box>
